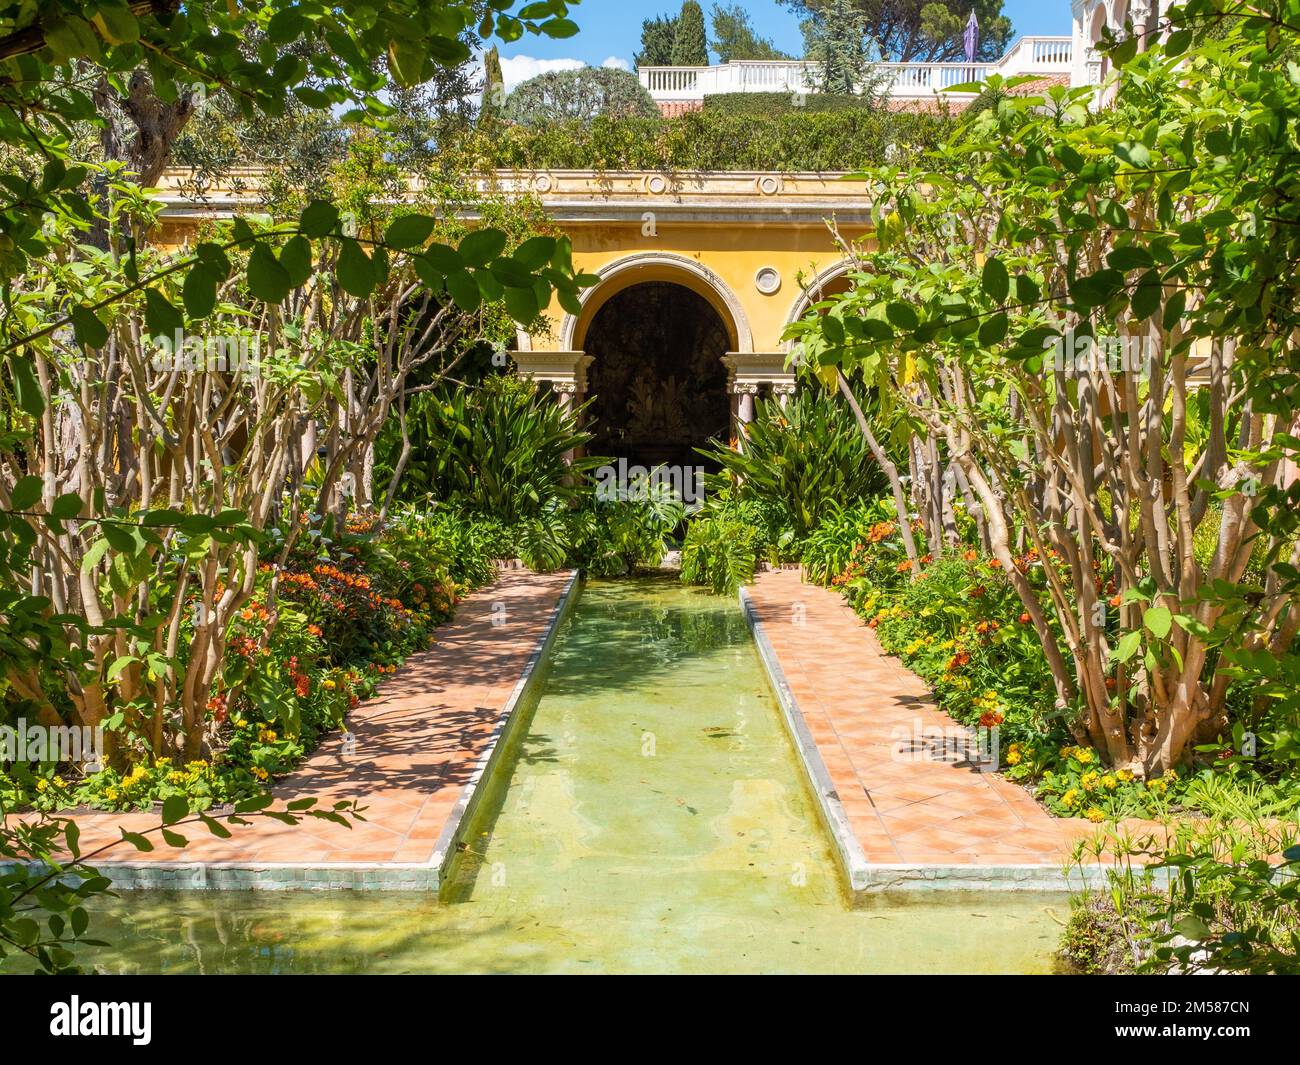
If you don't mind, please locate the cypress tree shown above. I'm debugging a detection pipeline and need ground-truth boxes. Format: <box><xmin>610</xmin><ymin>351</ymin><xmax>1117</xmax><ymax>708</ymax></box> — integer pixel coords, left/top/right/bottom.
<box><xmin>671</xmin><ymin>1</ymin><xmax>709</xmax><ymax>66</ymax></box>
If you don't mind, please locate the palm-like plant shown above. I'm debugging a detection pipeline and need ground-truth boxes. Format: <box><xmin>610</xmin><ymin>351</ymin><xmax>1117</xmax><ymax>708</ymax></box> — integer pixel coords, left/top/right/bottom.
<box><xmin>389</xmin><ymin>375</ymin><xmax>597</xmax><ymax>523</ymax></box>
<box><xmin>701</xmin><ymin>390</ymin><xmax>885</xmax><ymax>539</ymax></box>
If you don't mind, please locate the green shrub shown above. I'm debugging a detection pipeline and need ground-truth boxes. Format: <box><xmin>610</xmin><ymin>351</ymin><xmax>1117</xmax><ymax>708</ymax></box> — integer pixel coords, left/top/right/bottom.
<box><xmin>701</xmin><ymin>391</ymin><xmax>885</xmax><ymax>540</ymax></box>
<box><xmin>567</xmin><ymin>490</ymin><xmax>685</xmax><ymax>577</ymax></box>
<box><xmin>1057</xmin><ymin>895</ymin><xmax>1139</xmax><ymax>975</ymax></box>
<box><xmin>680</xmin><ymin>514</ymin><xmax>758</xmax><ymax>595</ymax></box>
<box><xmin>504</xmin><ymin>67</ymin><xmax>660</xmax><ymax>124</ymax></box>
<box><xmin>702</xmin><ymin>92</ymin><xmax>883</xmax><ymax>114</ymax></box>
<box><xmin>384</xmin><ymin>375</ymin><xmax>594</xmax><ymax>524</ymax></box>
<box><xmin>479</xmin><ymin>107</ymin><xmax>952</xmax><ymax>172</ymax></box>
<box><xmin>800</xmin><ymin>497</ymin><xmax>896</xmax><ymax>585</ymax></box>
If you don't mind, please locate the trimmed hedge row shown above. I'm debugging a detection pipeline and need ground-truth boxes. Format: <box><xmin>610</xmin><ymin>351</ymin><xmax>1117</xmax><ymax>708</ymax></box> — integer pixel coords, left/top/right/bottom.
<box><xmin>701</xmin><ymin>91</ymin><xmax>883</xmax><ymax>114</ymax></box>
<box><xmin>475</xmin><ymin>107</ymin><xmax>954</xmax><ymax>173</ymax></box>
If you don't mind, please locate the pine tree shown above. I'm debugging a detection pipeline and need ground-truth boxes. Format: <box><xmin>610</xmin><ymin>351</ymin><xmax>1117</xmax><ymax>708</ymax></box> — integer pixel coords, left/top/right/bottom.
<box><xmin>802</xmin><ymin>0</ymin><xmax>870</xmax><ymax>94</ymax></box>
<box><xmin>671</xmin><ymin>1</ymin><xmax>709</xmax><ymax>66</ymax></box>
<box><xmin>636</xmin><ymin>15</ymin><xmax>678</xmax><ymax>67</ymax></box>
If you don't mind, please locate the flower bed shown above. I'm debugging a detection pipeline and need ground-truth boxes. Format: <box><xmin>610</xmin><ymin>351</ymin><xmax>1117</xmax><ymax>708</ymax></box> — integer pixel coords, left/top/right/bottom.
<box><xmin>2</xmin><ymin>507</ymin><xmax>501</xmax><ymax>813</ymax></box>
<box><xmin>814</xmin><ymin>514</ymin><xmax>1293</xmax><ymax>820</ymax></box>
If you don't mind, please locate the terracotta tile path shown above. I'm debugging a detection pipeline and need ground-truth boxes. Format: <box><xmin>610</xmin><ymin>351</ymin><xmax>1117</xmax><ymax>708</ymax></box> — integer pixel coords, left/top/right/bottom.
<box><xmin>747</xmin><ymin>569</ymin><xmax>1103</xmax><ymax>865</ymax></box>
<box><xmin>37</xmin><ymin>569</ymin><xmax>574</xmax><ymax>869</ymax></box>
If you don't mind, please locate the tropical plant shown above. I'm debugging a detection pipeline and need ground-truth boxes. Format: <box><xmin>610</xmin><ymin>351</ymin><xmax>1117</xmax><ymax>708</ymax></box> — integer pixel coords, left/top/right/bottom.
<box><xmin>384</xmin><ymin>375</ymin><xmax>595</xmax><ymax>524</ymax></box>
<box><xmin>680</xmin><ymin>515</ymin><xmax>758</xmax><ymax>595</ymax></box>
<box><xmin>568</xmin><ymin>489</ymin><xmax>685</xmax><ymax>577</ymax></box>
<box><xmin>701</xmin><ymin>391</ymin><xmax>885</xmax><ymax>539</ymax></box>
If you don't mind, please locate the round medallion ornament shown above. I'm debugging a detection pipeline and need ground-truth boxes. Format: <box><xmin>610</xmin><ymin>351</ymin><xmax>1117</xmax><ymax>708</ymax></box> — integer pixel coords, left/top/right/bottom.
<box><xmin>755</xmin><ymin>267</ymin><xmax>782</xmax><ymax>295</ymax></box>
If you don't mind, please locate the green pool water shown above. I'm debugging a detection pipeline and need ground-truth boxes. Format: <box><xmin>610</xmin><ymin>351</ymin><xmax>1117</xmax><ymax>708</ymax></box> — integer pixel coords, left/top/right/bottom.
<box><xmin>15</xmin><ymin>578</ymin><xmax>1068</xmax><ymax>974</ymax></box>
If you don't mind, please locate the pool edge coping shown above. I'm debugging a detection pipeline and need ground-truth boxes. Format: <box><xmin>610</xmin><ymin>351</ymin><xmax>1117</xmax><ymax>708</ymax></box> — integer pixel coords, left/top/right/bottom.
<box><xmin>16</xmin><ymin>569</ymin><xmax>582</xmax><ymax>893</ymax></box>
<box><xmin>426</xmin><ymin>568</ymin><xmax>582</xmax><ymax>885</ymax></box>
<box><xmin>739</xmin><ymin>584</ymin><xmax>1109</xmax><ymax>897</ymax></box>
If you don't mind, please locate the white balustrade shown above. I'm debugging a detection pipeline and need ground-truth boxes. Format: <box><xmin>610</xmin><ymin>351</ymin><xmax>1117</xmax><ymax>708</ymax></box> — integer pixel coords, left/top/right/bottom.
<box><xmin>637</xmin><ymin>36</ymin><xmax>1075</xmax><ymax>102</ymax></box>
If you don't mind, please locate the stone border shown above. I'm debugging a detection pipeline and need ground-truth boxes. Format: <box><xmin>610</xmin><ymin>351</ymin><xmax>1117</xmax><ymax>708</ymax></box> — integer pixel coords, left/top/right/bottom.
<box><xmin>740</xmin><ymin>585</ymin><xmax>1115</xmax><ymax>898</ymax></box>
<box><xmin>739</xmin><ymin>586</ymin><xmax>873</xmax><ymax>897</ymax></box>
<box><xmin>427</xmin><ymin>570</ymin><xmax>581</xmax><ymax>881</ymax></box>
<box><xmin>46</xmin><ymin>570</ymin><xmax>583</xmax><ymax>893</ymax></box>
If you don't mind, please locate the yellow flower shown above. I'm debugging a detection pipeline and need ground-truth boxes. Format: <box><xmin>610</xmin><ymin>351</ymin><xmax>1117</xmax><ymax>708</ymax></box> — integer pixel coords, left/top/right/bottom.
<box><xmin>1081</xmin><ymin>771</ymin><xmax>1099</xmax><ymax>792</ymax></box>
<box><xmin>1116</xmin><ymin>769</ymin><xmax>1134</xmax><ymax>783</ymax></box>
<box><xmin>1085</xmin><ymin>807</ymin><xmax>1106</xmax><ymax>823</ymax></box>
<box><xmin>1101</xmin><ymin>774</ymin><xmax>1118</xmax><ymax>791</ymax></box>
<box><xmin>258</xmin><ymin>729</ymin><xmax>278</xmax><ymax>744</ymax></box>
<box><xmin>1072</xmin><ymin>748</ymin><xmax>1094</xmax><ymax>765</ymax></box>
<box><xmin>35</xmin><ymin>778</ymin><xmax>49</xmax><ymax>793</ymax></box>
<box><xmin>1061</xmin><ymin>788</ymin><xmax>1080</xmax><ymax>809</ymax></box>
<box><xmin>252</xmin><ymin>766</ymin><xmax>270</xmax><ymax>781</ymax></box>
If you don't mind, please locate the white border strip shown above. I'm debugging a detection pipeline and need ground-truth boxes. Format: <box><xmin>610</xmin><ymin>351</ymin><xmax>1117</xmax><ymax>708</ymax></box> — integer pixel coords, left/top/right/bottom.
<box><xmin>740</xmin><ymin>586</ymin><xmax>873</xmax><ymax>896</ymax></box>
<box><xmin>428</xmin><ymin>570</ymin><xmax>582</xmax><ymax>884</ymax></box>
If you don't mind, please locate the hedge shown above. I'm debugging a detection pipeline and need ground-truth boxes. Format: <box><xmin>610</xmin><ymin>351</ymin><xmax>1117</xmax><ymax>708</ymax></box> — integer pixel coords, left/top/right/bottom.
<box><xmin>701</xmin><ymin>91</ymin><xmax>883</xmax><ymax>115</ymax></box>
<box><xmin>475</xmin><ymin>107</ymin><xmax>954</xmax><ymax>173</ymax></box>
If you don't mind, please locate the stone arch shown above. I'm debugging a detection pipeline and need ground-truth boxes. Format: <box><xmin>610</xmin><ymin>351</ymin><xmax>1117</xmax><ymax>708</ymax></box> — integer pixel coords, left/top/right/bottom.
<box><xmin>559</xmin><ymin>252</ymin><xmax>754</xmax><ymax>354</ymax></box>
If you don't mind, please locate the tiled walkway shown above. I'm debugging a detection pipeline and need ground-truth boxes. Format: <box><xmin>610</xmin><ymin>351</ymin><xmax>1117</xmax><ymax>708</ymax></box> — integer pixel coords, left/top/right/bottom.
<box><xmin>45</xmin><ymin>570</ymin><xmax>574</xmax><ymax>873</ymax></box>
<box><xmin>747</xmin><ymin>569</ymin><xmax>1098</xmax><ymax>865</ymax></box>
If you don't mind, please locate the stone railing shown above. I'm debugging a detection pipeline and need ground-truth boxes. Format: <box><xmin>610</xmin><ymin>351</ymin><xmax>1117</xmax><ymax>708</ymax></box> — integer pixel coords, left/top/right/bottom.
<box><xmin>637</xmin><ymin>35</ymin><xmax>1074</xmax><ymax>102</ymax></box>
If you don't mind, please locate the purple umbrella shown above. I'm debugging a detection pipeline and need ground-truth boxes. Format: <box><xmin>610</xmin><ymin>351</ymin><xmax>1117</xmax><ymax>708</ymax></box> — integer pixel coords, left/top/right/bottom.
<box><xmin>963</xmin><ymin>10</ymin><xmax>979</xmax><ymax>63</ymax></box>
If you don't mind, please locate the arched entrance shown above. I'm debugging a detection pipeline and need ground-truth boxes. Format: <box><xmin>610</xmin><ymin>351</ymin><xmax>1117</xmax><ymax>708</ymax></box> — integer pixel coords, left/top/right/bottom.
<box><xmin>582</xmin><ymin>282</ymin><xmax>731</xmax><ymax>470</ymax></box>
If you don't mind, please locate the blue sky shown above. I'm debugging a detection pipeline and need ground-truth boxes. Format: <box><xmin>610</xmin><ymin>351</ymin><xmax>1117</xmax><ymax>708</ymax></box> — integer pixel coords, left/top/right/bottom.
<box><xmin>496</xmin><ymin>0</ymin><xmax>1072</xmax><ymax>84</ymax></box>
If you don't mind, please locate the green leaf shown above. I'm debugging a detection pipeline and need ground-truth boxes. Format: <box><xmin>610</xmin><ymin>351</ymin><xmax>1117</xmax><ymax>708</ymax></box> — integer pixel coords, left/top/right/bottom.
<box><xmin>503</xmin><ymin>285</ymin><xmax>539</xmax><ymax>322</ymax></box>
<box><xmin>71</xmin><ymin>306</ymin><xmax>108</xmax><ymax>348</ymax></box>
<box><xmin>182</xmin><ymin>264</ymin><xmax>219</xmax><ymax>319</ymax></box>
<box><xmin>885</xmin><ymin>302</ymin><xmax>918</xmax><ymax>330</ymax></box>
<box><xmin>384</xmin><ymin>214</ymin><xmax>436</xmax><ymax>250</ymax></box>
<box><xmin>1144</xmin><ymin>606</ymin><xmax>1173</xmax><ymax>639</ymax></box>
<box><xmin>978</xmin><ymin>312</ymin><xmax>1008</xmax><ymax>346</ymax></box>
<box><xmin>9</xmin><ymin>354</ymin><xmax>45</xmax><ymax>417</ymax></box>
<box><xmin>247</xmin><ymin>243</ymin><xmax>292</xmax><ymax>304</ymax></box>
<box><xmin>458</xmin><ymin>228</ymin><xmax>508</xmax><ymax>267</ymax></box>
<box><xmin>982</xmin><ymin>257</ymin><xmax>1009</xmax><ymax>304</ymax></box>
<box><xmin>144</xmin><ymin>288</ymin><xmax>184</xmax><ymax>339</ymax></box>
<box><xmin>445</xmin><ymin>270</ymin><xmax>481</xmax><ymax>312</ymax></box>
<box><xmin>1114</xmin><ymin>630</ymin><xmax>1142</xmax><ymax>663</ymax></box>
<box><xmin>335</xmin><ymin>238</ymin><xmax>376</xmax><ymax>297</ymax></box>
<box><xmin>120</xmin><ymin>830</ymin><xmax>154</xmax><ymax>852</ymax></box>
<box><xmin>10</xmin><ymin>475</ymin><xmax>42</xmax><ymax>511</ymax></box>
<box><xmin>161</xmin><ymin>795</ymin><xmax>189</xmax><ymax>825</ymax></box>
<box><xmin>1173</xmin><ymin>915</ymin><xmax>1211</xmax><ymax>940</ymax></box>
<box><xmin>299</xmin><ymin>200</ymin><xmax>339</xmax><ymax>238</ymax></box>
<box><xmin>51</xmin><ymin>492</ymin><xmax>82</xmax><ymax>519</ymax></box>
<box><xmin>278</xmin><ymin>235</ymin><xmax>313</xmax><ymax>287</ymax></box>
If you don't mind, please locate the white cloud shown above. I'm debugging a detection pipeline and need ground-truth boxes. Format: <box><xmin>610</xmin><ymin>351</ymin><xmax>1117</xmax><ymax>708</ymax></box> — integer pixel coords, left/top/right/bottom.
<box><xmin>601</xmin><ymin>56</ymin><xmax>632</xmax><ymax>73</ymax></box>
<box><xmin>498</xmin><ymin>54</ymin><xmax>584</xmax><ymax>93</ymax></box>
